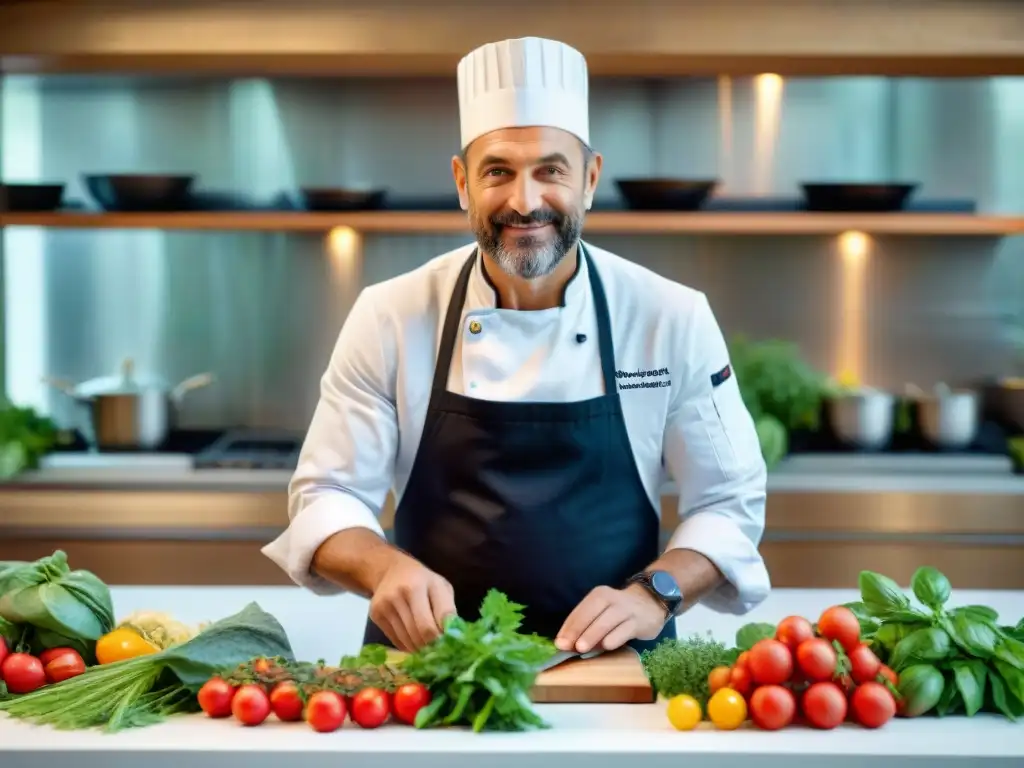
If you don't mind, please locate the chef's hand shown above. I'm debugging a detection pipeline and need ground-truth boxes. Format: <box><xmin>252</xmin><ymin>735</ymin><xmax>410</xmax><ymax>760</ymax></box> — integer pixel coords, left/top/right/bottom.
<box><xmin>369</xmin><ymin>553</ymin><xmax>457</xmax><ymax>652</ymax></box>
<box><xmin>555</xmin><ymin>584</ymin><xmax>668</xmax><ymax>653</ymax></box>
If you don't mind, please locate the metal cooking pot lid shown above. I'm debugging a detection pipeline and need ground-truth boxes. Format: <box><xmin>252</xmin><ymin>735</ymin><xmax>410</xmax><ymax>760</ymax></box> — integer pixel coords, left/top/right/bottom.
<box><xmin>73</xmin><ymin>358</ymin><xmax>170</xmax><ymax>397</ymax></box>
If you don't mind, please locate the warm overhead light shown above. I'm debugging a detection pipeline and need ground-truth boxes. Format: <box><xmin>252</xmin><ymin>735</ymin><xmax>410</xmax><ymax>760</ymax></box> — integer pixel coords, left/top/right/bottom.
<box><xmin>838</xmin><ymin>230</ymin><xmax>870</xmax><ymax>262</ymax></box>
<box><xmin>328</xmin><ymin>226</ymin><xmax>359</xmax><ymax>258</ymax></box>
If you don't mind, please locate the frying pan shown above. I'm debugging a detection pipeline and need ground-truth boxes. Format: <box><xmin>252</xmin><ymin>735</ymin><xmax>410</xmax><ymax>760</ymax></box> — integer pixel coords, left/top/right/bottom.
<box><xmin>0</xmin><ymin>183</ymin><xmax>65</xmax><ymax>211</ymax></box>
<box><xmin>83</xmin><ymin>174</ymin><xmax>196</xmax><ymax>211</ymax></box>
<box><xmin>615</xmin><ymin>179</ymin><xmax>718</xmax><ymax>211</ymax></box>
<box><xmin>800</xmin><ymin>183</ymin><xmax>918</xmax><ymax>212</ymax></box>
<box><xmin>297</xmin><ymin>187</ymin><xmax>387</xmax><ymax>211</ymax></box>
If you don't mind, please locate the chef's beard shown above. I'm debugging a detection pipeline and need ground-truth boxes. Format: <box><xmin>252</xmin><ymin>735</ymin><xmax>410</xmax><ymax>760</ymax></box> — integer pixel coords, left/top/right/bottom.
<box><xmin>470</xmin><ymin>202</ymin><xmax>584</xmax><ymax>280</ymax></box>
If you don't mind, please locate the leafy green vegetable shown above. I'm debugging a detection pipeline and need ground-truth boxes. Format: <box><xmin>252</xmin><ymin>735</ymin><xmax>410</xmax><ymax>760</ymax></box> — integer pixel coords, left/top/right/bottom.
<box><xmin>640</xmin><ymin>632</ymin><xmax>734</xmax><ymax>706</ymax></box>
<box><xmin>857</xmin><ymin>566</ymin><xmax>1024</xmax><ymax>721</ymax></box>
<box><xmin>841</xmin><ymin>602</ymin><xmax>882</xmax><ymax>635</ymax></box>
<box><xmin>340</xmin><ymin>643</ymin><xmax>389</xmax><ymax>668</ymax></box>
<box><xmin>0</xmin><ymin>550</ymin><xmax>114</xmax><ymax>660</ymax></box>
<box><xmin>400</xmin><ymin>590</ymin><xmax>555</xmax><ymax>733</ymax></box>
<box><xmin>0</xmin><ymin>602</ymin><xmax>294</xmax><ymax>731</ymax></box>
<box><xmin>736</xmin><ymin>622</ymin><xmax>776</xmax><ymax>651</ymax></box>
<box><xmin>911</xmin><ymin>566</ymin><xmax>951</xmax><ymax>611</ymax></box>
<box><xmin>0</xmin><ymin>401</ymin><xmax>63</xmax><ymax>478</ymax></box>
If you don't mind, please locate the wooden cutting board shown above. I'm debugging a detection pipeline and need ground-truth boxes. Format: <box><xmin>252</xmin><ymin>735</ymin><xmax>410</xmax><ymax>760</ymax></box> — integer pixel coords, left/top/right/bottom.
<box><xmin>531</xmin><ymin>648</ymin><xmax>654</xmax><ymax>704</ymax></box>
<box><xmin>384</xmin><ymin>647</ymin><xmax>654</xmax><ymax>704</ymax></box>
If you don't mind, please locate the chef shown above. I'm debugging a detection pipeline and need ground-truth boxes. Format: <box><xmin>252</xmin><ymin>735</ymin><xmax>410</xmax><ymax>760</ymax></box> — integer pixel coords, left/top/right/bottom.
<box><xmin>263</xmin><ymin>37</ymin><xmax>770</xmax><ymax>656</ymax></box>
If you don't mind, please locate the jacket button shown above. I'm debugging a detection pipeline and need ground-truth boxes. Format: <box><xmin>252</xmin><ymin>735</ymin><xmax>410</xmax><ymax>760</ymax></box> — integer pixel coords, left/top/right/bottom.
<box><xmin>468</xmin><ymin>320</ymin><xmax>482</xmax><ymax>334</ymax></box>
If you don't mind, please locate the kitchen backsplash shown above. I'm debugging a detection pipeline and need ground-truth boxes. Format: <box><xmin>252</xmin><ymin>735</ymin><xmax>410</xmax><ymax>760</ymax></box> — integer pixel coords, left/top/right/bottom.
<box><xmin>2</xmin><ymin>74</ymin><xmax>1023</xmax><ymax>432</ymax></box>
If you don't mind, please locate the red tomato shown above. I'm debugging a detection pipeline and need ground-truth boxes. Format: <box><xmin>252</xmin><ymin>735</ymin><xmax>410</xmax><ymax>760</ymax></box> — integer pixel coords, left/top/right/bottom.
<box><xmin>198</xmin><ymin>677</ymin><xmax>237</xmax><ymax>718</ymax></box>
<box><xmin>43</xmin><ymin>649</ymin><xmax>86</xmax><ymax>684</ymax></box>
<box><xmin>734</xmin><ymin>651</ymin><xmax>751</xmax><ymax>671</ymax></box>
<box><xmin>392</xmin><ymin>682</ymin><xmax>431</xmax><ymax>725</ymax></box>
<box><xmin>817</xmin><ymin>606</ymin><xmax>860</xmax><ymax>652</ymax></box>
<box><xmin>802</xmin><ymin>682</ymin><xmax>848</xmax><ymax>730</ymax></box>
<box><xmin>232</xmin><ymin>684</ymin><xmax>271</xmax><ymax>726</ymax></box>
<box><xmin>708</xmin><ymin>666</ymin><xmax>732</xmax><ymax>694</ymax></box>
<box><xmin>877</xmin><ymin>665</ymin><xmax>898</xmax><ymax>687</ymax></box>
<box><xmin>848</xmin><ymin>644</ymin><xmax>881</xmax><ymax>685</ymax></box>
<box><xmin>270</xmin><ymin>681</ymin><xmax>305</xmax><ymax>722</ymax></box>
<box><xmin>39</xmin><ymin>646</ymin><xmax>77</xmax><ymax>667</ymax></box>
<box><xmin>796</xmin><ymin>638</ymin><xmax>837</xmax><ymax>681</ymax></box>
<box><xmin>728</xmin><ymin>665</ymin><xmax>753</xmax><ymax>697</ymax></box>
<box><xmin>1</xmin><ymin>653</ymin><xmax>46</xmax><ymax>694</ymax></box>
<box><xmin>350</xmin><ymin>687</ymin><xmax>390</xmax><ymax>729</ymax></box>
<box><xmin>749</xmin><ymin>684</ymin><xmax>796</xmax><ymax>731</ymax></box>
<box><xmin>775</xmin><ymin>616</ymin><xmax>815</xmax><ymax>653</ymax></box>
<box><xmin>851</xmin><ymin>681</ymin><xmax>896</xmax><ymax>728</ymax></box>
<box><xmin>306</xmin><ymin>691</ymin><xmax>347</xmax><ymax>733</ymax></box>
<box><xmin>748</xmin><ymin>639</ymin><xmax>794</xmax><ymax>685</ymax></box>
<box><xmin>0</xmin><ymin>637</ymin><xmax>9</xmax><ymax>670</ymax></box>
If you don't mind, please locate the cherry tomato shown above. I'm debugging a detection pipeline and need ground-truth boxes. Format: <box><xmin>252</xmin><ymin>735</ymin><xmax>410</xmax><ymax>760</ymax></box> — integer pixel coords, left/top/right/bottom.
<box><xmin>748</xmin><ymin>639</ymin><xmax>794</xmax><ymax>685</ymax></box>
<box><xmin>734</xmin><ymin>651</ymin><xmax>751</xmax><ymax>671</ymax></box>
<box><xmin>749</xmin><ymin>684</ymin><xmax>796</xmax><ymax>731</ymax></box>
<box><xmin>1</xmin><ymin>653</ymin><xmax>46</xmax><ymax>694</ymax></box>
<box><xmin>728</xmin><ymin>665</ymin><xmax>753</xmax><ymax>697</ymax></box>
<box><xmin>43</xmin><ymin>648</ymin><xmax>86</xmax><ymax>684</ymax></box>
<box><xmin>39</xmin><ymin>646</ymin><xmax>77</xmax><ymax>667</ymax></box>
<box><xmin>350</xmin><ymin>687</ymin><xmax>390</xmax><ymax>729</ymax></box>
<box><xmin>796</xmin><ymin>637</ymin><xmax>838</xmax><ymax>681</ymax></box>
<box><xmin>817</xmin><ymin>606</ymin><xmax>861</xmax><ymax>652</ymax></box>
<box><xmin>878</xmin><ymin>665</ymin><xmax>898</xmax><ymax>687</ymax></box>
<box><xmin>775</xmin><ymin>616</ymin><xmax>815</xmax><ymax>653</ymax></box>
<box><xmin>802</xmin><ymin>681</ymin><xmax>847</xmax><ymax>730</ymax></box>
<box><xmin>198</xmin><ymin>677</ymin><xmax>237</xmax><ymax>718</ymax></box>
<box><xmin>232</xmin><ymin>684</ymin><xmax>271</xmax><ymax>726</ymax></box>
<box><xmin>707</xmin><ymin>687</ymin><xmax>747</xmax><ymax>730</ymax></box>
<box><xmin>0</xmin><ymin>637</ymin><xmax>7</xmax><ymax>669</ymax></box>
<box><xmin>848</xmin><ymin>644</ymin><xmax>881</xmax><ymax>685</ymax></box>
<box><xmin>851</xmin><ymin>681</ymin><xmax>896</xmax><ymax>729</ymax></box>
<box><xmin>392</xmin><ymin>682</ymin><xmax>431</xmax><ymax>725</ymax></box>
<box><xmin>708</xmin><ymin>666</ymin><xmax>732</xmax><ymax>694</ymax></box>
<box><xmin>306</xmin><ymin>690</ymin><xmax>347</xmax><ymax>733</ymax></box>
<box><xmin>270</xmin><ymin>681</ymin><xmax>305</xmax><ymax>722</ymax></box>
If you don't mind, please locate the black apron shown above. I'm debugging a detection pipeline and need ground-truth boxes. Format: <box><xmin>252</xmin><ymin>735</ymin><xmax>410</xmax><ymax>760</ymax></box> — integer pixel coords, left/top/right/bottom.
<box><xmin>363</xmin><ymin>244</ymin><xmax>676</xmax><ymax>654</ymax></box>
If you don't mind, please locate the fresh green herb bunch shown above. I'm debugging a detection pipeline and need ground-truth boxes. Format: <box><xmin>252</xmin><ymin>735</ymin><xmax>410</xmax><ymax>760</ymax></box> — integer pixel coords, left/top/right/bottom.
<box><xmin>850</xmin><ymin>567</ymin><xmax>1024</xmax><ymax>720</ymax></box>
<box><xmin>640</xmin><ymin>632</ymin><xmax>736</xmax><ymax>705</ymax></box>
<box><xmin>400</xmin><ymin>589</ymin><xmax>555</xmax><ymax>732</ymax></box>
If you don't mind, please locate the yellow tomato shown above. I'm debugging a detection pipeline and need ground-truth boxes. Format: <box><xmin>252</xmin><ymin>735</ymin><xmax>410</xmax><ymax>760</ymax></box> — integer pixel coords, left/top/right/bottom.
<box><xmin>707</xmin><ymin>687</ymin><xmax>747</xmax><ymax>730</ymax></box>
<box><xmin>666</xmin><ymin>694</ymin><xmax>702</xmax><ymax>731</ymax></box>
<box><xmin>95</xmin><ymin>627</ymin><xmax>160</xmax><ymax>664</ymax></box>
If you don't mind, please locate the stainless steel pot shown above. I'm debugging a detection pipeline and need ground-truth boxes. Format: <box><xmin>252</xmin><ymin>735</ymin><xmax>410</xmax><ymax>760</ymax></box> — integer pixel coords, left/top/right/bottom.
<box><xmin>826</xmin><ymin>389</ymin><xmax>895</xmax><ymax>451</ymax></box>
<box><xmin>915</xmin><ymin>387</ymin><xmax>980</xmax><ymax>450</ymax></box>
<box><xmin>44</xmin><ymin>358</ymin><xmax>215</xmax><ymax>450</ymax></box>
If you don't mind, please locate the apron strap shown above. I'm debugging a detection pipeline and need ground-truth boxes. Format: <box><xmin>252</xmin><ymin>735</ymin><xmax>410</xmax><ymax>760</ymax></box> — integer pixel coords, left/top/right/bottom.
<box><xmin>579</xmin><ymin>243</ymin><xmax>618</xmax><ymax>396</ymax></box>
<box><xmin>430</xmin><ymin>243</ymin><xmax>619</xmax><ymax>397</ymax></box>
<box><xmin>431</xmin><ymin>250</ymin><xmax>478</xmax><ymax>396</ymax></box>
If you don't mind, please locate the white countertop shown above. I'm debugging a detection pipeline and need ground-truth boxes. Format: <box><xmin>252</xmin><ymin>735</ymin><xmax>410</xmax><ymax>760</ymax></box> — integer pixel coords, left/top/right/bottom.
<box><xmin>8</xmin><ymin>452</ymin><xmax>1024</xmax><ymax>494</ymax></box>
<box><xmin>3</xmin><ymin>586</ymin><xmax>1024</xmax><ymax>767</ymax></box>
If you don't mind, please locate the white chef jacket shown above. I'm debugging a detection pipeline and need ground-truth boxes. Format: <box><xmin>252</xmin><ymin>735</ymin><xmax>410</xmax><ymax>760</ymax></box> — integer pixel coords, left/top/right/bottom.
<box><xmin>262</xmin><ymin>241</ymin><xmax>770</xmax><ymax>615</ymax></box>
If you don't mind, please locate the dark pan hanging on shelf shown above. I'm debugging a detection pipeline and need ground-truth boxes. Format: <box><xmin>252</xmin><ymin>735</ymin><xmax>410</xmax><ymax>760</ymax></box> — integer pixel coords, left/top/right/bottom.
<box><xmin>295</xmin><ymin>187</ymin><xmax>388</xmax><ymax>211</ymax></box>
<box><xmin>614</xmin><ymin>179</ymin><xmax>719</xmax><ymax>211</ymax></box>
<box><xmin>0</xmin><ymin>183</ymin><xmax>66</xmax><ymax>212</ymax></box>
<box><xmin>800</xmin><ymin>182</ymin><xmax>919</xmax><ymax>212</ymax></box>
<box><xmin>83</xmin><ymin>174</ymin><xmax>196</xmax><ymax>212</ymax></box>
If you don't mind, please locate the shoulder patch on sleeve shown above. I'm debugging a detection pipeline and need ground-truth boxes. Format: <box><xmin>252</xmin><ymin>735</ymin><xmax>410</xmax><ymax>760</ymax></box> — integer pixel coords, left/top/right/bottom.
<box><xmin>710</xmin><ymin>363</ymin><xmax>732</xmax><ymax>388</ymax></box>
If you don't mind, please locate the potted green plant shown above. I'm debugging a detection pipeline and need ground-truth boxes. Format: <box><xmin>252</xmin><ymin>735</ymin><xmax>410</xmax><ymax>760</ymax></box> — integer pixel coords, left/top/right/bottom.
<box><xmin>728</xmin><ymin>335</ymin><xmax>829</xmax><ymax>470</ymax></box>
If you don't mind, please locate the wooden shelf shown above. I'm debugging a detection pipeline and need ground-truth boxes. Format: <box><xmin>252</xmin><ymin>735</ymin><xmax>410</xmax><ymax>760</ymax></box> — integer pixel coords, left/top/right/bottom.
<box><xmin>1</xmin><ymin>211</ymin><xmax>1023</xmax><ymax>236</ymax></box>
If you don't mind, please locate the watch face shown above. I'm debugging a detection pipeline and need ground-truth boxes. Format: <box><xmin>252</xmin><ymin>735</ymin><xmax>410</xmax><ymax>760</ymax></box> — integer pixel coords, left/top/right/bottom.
<box><xmin>650</xmin><ymin>570</ymin><xmax>681</xmax><ymax>600</ymax></box>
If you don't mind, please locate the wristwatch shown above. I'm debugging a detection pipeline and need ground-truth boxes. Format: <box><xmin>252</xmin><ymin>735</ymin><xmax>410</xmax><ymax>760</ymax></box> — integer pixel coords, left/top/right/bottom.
<box><xmin>627</xmin><ymin>570</ymin><xmax>684</xmax><ymax>618</ymax></box>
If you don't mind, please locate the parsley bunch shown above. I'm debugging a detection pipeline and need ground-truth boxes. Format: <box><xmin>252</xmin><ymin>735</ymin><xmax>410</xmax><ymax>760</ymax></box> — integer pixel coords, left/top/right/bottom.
<box><xmin>640</xmin><ymin>632</ymin><xmax>736</xmax><ymax>706</ymax></box>
<box><xmin>401</xmin><ymin>589</ymin><xmax>556</xmax><ymax>732</ymax></box>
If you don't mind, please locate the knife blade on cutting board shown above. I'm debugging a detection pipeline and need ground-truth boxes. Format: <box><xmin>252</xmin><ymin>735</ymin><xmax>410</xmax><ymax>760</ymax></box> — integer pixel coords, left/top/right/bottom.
<box><xmin>539</xmin><ymin>648</ymin><xmax>602</xmax><ymax>671</ymax></box>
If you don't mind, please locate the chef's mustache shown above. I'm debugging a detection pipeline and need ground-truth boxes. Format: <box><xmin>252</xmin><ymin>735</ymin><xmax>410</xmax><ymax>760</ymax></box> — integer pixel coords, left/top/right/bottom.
<box><xmin>489</xmin><ymin>209</ymin><xmax>562</xmax><ymax>228</ymax></box>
